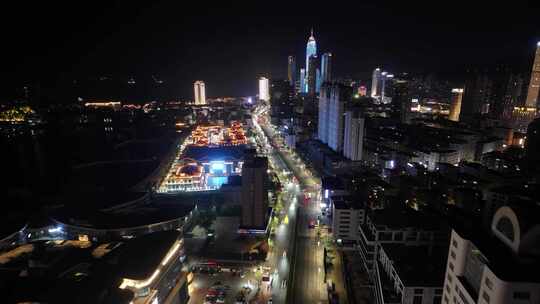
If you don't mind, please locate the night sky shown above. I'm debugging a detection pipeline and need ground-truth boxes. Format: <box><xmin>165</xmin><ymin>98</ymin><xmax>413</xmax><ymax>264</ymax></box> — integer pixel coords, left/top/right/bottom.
<box><xmin>2</xmin><ymin>1</ymin><xmax>539</xmax><ymax>101</ymax></box>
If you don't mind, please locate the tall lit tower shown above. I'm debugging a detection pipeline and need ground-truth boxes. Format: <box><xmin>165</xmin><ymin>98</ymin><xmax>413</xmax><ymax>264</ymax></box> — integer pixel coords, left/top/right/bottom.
<box><xmin>305</xmin><ymin>28</ymin><xmax>317</xmax><ymax>81</ymax></box>
<box><xmin>321</xmin><ymin>52</ymin><xmax>332</xmax><ymax>83</ymax></box>
<box><xmin>449</xmin><ymin>88</ymin><xmax>464</xmax><ymax>122</ymax></box>
<box><xmin>307</xmin><ymin>55</ymin><xmax>318</xmax><ymax>95</ymax></box>
<box><xmin>371</xmin><ymin>68</ymin><xmax>381</xmax><ymax>97</ymax></box>
<box><xmin>288</xmin><ymin>56</ymin><xmax>296</xmax><ymax>87</ymax></box>
<box><xmin>259</xmin><ymin>77</ymin><xmax>270</xmax><ymax>101</ymax></box>
<box><xmin>300</xmin><ymin>68</ymin><xmax>306</xmax><ymax>93</ymax></box>
<box><xmin>193</xmin><ymin>81</ymin><xmax>206</xmax><ymax>105</ymax></box>
<box><xmin>525</xmin><ymin>42</ymin><xmax>540</xmax><ymax>108</ymax></box>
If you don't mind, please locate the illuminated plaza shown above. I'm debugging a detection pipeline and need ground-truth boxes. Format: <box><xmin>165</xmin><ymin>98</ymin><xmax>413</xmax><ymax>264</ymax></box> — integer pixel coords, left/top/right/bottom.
<box><xmin>160</xmin><ymin>121</ymin><xmax>248</xmax><ymax>192</ymax></box>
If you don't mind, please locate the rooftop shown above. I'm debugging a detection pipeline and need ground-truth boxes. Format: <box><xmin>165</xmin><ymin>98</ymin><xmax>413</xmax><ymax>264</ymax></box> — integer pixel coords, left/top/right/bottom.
<box><xmin>331</xmin><ymin>195</ymin><xmax>365</xmax><ymax>210</ymax></box>
<box><xmin>369</xmin><ymin>208</ymin><xmax>447</xmax><ymax>230</ymax></box>
<box><xmin>52</xmin><ymin>196</ymin><xmax>194</xmax><ymax>230</ymax></box>
<box><xmin>115</xmin><ymin>230</ymin><xmax>180</xmax><ymax>280</ymax></box>
<box><xmin>381</xmin><ymin>243</ymin><xmax>447</xmax><ymax>287</ymax></box>
<box><xmin>182</xmin><ymin>144</ymin><xmax>247</xmax><ymax>162</ymax></box>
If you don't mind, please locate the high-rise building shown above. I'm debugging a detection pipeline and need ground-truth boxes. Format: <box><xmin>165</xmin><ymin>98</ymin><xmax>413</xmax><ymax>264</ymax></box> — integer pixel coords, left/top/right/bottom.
<box><xmin>259</xmin><ymin>77</ymin><xmax>270</xmax><ymax>101</ymax></box>
<box><xmin>358</xmin><ymin>86</ymin><xmax>367</xmax><ymax>97</ymax></box>
<box><xmin>305</xmin><ymin>28</ymin><xmax>317</xmax><ymax>77</ymax></box>
<box><xmin>371</xmin><ymin>68</ymin><xmax>381</xmax><ymax>97</ymax></box>
<box><xmin>307</xmin><ymin>55</ymin><xmax>318</xmax><ymax>95</ymax></box>
<box><xmin>343</xmin><ymin>108</ymin><xmax>365</xmax><ymax>161</ymax></box>
<box><xmin>194</xmin><ymin>80</ymin><xmax>206</xmax><ymax>105</ymax></box>
<box><xmin>449</xmin><ymin>88</ymin><xmax>464</xmax><ymax>122</ymax></box>
<box><xmin>392</xmin><ymin>79</ymin><xmax>409</xmax><ymax>123</ymax></box>
<box><xmin>318</xmin><ymin>85</ymin><xmax>329</xmax><ymax>143</ymax></box>
<box><xmin>461</xmin><ymin>72</ymin><xmax>493</xmax><ymax>121</ymax></box>
<box><xmin>269</xmin><ymin>79</ymin><xmax>295</xmax><ymax>123</ymax></box>
<box><xmin>442</xmin><ymin>205</ymin><xmax>540</xmax><ymax>304</ymax></box>
<box><xmin>316</xmin><ymin>68</ymin><xmax>321</xmax><ymax>93</ymax></box>
<box><xmin>502</xmin><ymin>74</ymin><xmax>525</xmax><ymax>121</ymax></box>
<box><xmin>300</xmin><ymin>68</ymin><xmax>306</xmax><ymax>93</ymax></box>
<box><xmin>241</xmin><ymin>155</ymin><xmax>269</xmax><ymax>229</ymax></box>
<box><xmin>321</xmin><ymin>52</ymin><xmax>332</xmax><ymax>83</ymax></box>
<box><xmin>525</xmin><ymin>42</ymin><xmax>540</xmax><ymax>108</ymax></box>
<box><xmin>318</xmin><ymin>83</ymin><xmax>352</xmax><ymax>152</ymax></box>
<box><xmin>287</xmin><ymin>56</ymin><xmax>296</xmax><ymax>87</ymax></box>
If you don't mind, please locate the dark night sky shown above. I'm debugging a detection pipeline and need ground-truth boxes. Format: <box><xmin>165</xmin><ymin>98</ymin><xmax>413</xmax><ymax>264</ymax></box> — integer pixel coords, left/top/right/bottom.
<box><xmin>1</xmin><ymin>1</ymin><xmax>539</xmax><ymax>101</ymax></box>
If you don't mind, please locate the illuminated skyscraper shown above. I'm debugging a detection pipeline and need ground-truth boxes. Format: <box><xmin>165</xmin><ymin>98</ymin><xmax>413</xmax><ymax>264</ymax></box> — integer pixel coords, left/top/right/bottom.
<box><xmin>288</xmin><ymin>56</ymin><xmax>296</xmax><ymax>87</ymax></box>
<box><xmin>371</xmin><ymin>68</ymin><xmax>381</xmax><ymax>97</ymax></box>
<box><xmin>316</xmin><ymin>68</ymin><xmax>321</xmax><ymax>93</ymax></box>
<box><xmin>449</xmin><ymin>88</ymin><xmax>464</xmax><ymax>122</ymax></box>
<box><xmin>300</xmin><ymin>68</ymin><xmax>306</xmax><ymax>93</ymax></box>
<box><xmin>525</xmin><ymin>42</ymin><xmax>540</xmax><ymax>108</ymax></box>
<box><xmin>193</xmin><ymin>80</ymin><xmax>206</xmax><ymax>105</ymax></box>
<box><xmin>259</xmin><ymin>77</ymin><xmax>270</xmax><ymax>101</ymax></box>
<box><xmin>305</xmin><ymin>28</ymin><xmax>317</xmax><ymax>77</ymax></box>
<box><xmin>307</xmin><ymin>55</ymin><xmax>318</xmax><ymax>95</ymax></box>
<box><xmin>321</xmin><ymin>52</ymin><xmax>332</xmax><ymax>83</ymax></box>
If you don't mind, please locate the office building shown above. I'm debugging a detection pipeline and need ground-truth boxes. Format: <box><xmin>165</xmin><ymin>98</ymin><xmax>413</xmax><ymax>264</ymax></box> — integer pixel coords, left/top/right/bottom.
<box><xmin>449</xmin><ymin>88</ymin><xmax>464</xmax><ymax>122</ymax></box>
<box><xmin>288</xmin><ymin>55</ymin><xmax>296</xmax><ymax>87</ymax></box>
<box><xmin>307</xmin><ymin>55</ymin><xmax>318</xmax><ymax>95</ymax></box>
<box><xmin>525</xmin><ymin>42</ymin><xmax>540</xmax><ymax>108</ymax></box>
<box><xmin>316</xmin><ymin>68</ymin><xmax>321</xmax><ymax>93</ymax></box>
<box><xmin>331</xmin><ymin>195</ymin><xmax>365</xmax><ymax>247</ymax></box>
<box><xmin>241</xmin><ymin>156</ymin><xmax>269</xmax><ymax>229</ymax></box>
<box><xmin>381</xmin><ymin>72</ymin><xmax>394</xmax><ymax>102</ymax></box>
<box><xmin>305</xmin><ymin>28</ymin><xmax>317</xmax><ymax>78</ymax></box>
<box><xmin>319</xmin><ymin>83</ymin><xmax>352</xmax><ymax>152</ymax></box>
<box><xmin>318</xmin><ymin>85</ymin><xmax>330</xmax><ymax>143</ymax></box>
<box><xmin>392</xmin><ymin>79</ymin><xmax>409</xmax><ymax>123</ymax></box>
<box><xmin>343</xmin><ymin>108</ymin><xmax>365</xmax><ymax>161</ymax></box>
<box><xmin>259</xmin><ymin>77</ymin><xmax>270</xmax><ymax>101</ymax></box>
<box><xmin>194</xmin><ymin>80</ymin><xmax>206</xmax><ymax>105</ymax></box>
<box><xmin>300</xmin><ymin>68</ymin><xmax>306</xmax><ymax>93</ymax></box>
<box><xmin>501</xmin><ymin>73</ymin><xmax>525</xmax><ymax>121</ymax></box>
<box><xmin>442</xmin><ymin>205</ymin><xmax>540</xmax><ymax>304</ymax></box>
<box><xmin>321</xmin><ymin>52</ymin><xmax>333</xmax><ymax>83</ymax></box>
<box><xmin>371</xmin><ymin>68</ymin><xmax>381</xmax><ymax>97</ymax></box>
<box><xmin>269</xmin><ymin>79</ymin><xmax>295</xmax><ymax>123</ymax></box>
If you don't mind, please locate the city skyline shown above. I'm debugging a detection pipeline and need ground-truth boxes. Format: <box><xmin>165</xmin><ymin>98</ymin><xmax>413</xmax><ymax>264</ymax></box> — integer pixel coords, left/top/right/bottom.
<box><xmin>2</xmin><ymin>2</ymin><xmax>539</xmax><ymax>102</ymax></box>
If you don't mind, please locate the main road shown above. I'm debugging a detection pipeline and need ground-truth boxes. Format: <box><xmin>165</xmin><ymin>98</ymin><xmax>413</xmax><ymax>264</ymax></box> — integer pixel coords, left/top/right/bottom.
<box><xmin>253</xmin><ymin>106</ymin><xmax>328</xmax><ymax>304</ymax></box>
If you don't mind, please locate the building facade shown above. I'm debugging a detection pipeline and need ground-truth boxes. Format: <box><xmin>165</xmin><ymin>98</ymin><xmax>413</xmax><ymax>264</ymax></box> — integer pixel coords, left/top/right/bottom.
<box><xmin>308</xmin><ymin>55</ymin><xmax>318</xmax><ymax>95</ymax></box>
<box><xmin>259</xmin><ymin>77</ymin><xmax>270</xmax><ymax>102</ymax></box>
<box><xmin>442</xmin><ymin>206</ymin><xmax>540</xmax><ymax>304</ymax></box>
<box><xmin>305</xmin><ymin>28</ymin><xmax>317</xmax><ymax>93</ymax></box>
<box><xmin>525</xmin><ymin>42</ymin><xmax>540</xmax><ymax>108</ymax></box>
<box><xmin>194</xmin><ymin>80</ymin><xmax>206</xmax><ymax>105</ymax></box>
<box><xmin>449</xmin><ymin>88</ymin><xmax>464</xmax><ymax>122</ymax></box>
<box><xmin>288</xmin><ymin>55</ymin><xmax>296</xmax><ymax>87</ymax></box>
<box><xmin>343</xmin><ymin>109</ymin><xmax>365</xmax><ymax>161</ymax></box>
<box><xmin>372</xmin><ymin>68</ymin><xmax>382</xmax><ymax>98</ymax></box>
<box><xmin>321</xmin><ymin>52</ymin><xmax>333</xmax><ymax>83</ymax></box>
<box><xmin>241</xmin><ymin>156</ymin><xmax>269</xmax><ymax>229</ymax></box>
<box><xmin>331</xmin><ymin>195</ymin><xmax>365</xmax><ymax>247</ymax></box>
<box><xmin>327</xmin><ymin>84</ymin><xmax>350</xmax><ymax>152</ymax></box>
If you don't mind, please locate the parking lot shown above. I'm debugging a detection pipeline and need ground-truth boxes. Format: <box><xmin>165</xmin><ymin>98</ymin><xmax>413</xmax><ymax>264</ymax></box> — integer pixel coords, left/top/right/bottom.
<box><xmin>188</xmin><ymin>264</ymin><xmax>274</xmax><ymax>304</ymax></box>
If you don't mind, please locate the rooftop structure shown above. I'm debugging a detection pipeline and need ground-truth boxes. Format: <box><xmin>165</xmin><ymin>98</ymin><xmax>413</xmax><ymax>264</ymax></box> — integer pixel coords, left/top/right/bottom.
<box><xmin>0</xmin><ymin>231</ymin><xmax>189</xmax><ymax>304</ymax></box>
